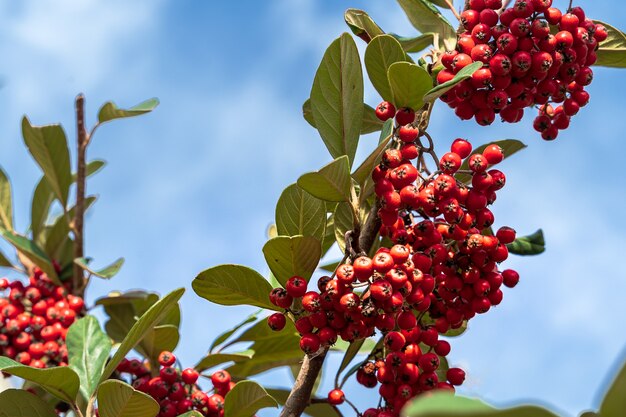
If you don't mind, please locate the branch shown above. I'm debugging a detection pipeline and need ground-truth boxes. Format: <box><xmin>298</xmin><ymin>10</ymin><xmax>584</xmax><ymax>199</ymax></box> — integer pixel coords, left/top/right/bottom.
<box><xmin>73</xmin><ymin>94</ymin><xmax>89</xmax><ymax>296</ymax></box>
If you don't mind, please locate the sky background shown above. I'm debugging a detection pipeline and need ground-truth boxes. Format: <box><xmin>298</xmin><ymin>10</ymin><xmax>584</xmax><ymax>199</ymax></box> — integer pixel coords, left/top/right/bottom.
<box><xmin>0</xmin><ymin>0</ymin><xmax>624</xmax><ymax>415</ymax></box>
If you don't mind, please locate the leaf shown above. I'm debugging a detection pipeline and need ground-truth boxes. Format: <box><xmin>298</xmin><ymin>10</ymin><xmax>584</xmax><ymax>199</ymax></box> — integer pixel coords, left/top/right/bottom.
<box><xmin>74</xmin><ymin>257</ymin><xmax>124</xmax><ymax>279</ymax></box>
<box><xmin>507</xmin><ymin>229</ymin><xmax>545</xmax><ymax>256</ymax></box>
<box><xmin>223</xmin><ymin>381</ymin><xmax>278</xmax><ymax>417</ymax></box>
<box><xmin>298</xmin><ymin>156</ymin><xmax>352</xmax><ymax>202</ymax></box>
<box><xmin>98</xmin><ymin>98</ymin><xmax>160</xmax><ymax>123</ymax></box>
<box><xmin>365</xmin><ymin>35</ymin><xmax>410</xmax><ymax>102</ymax></box>
<box><xmin>267</xmin><ymin>389</ymin><xmax>341</xmax><ymax>417</ymax></box>
<box><xmin>177</xmin><ymin>413</ymin><xmax>204</xmax><ymax>417</ymax></box>
<box><xmin>333</xmin><ymin>200</ymin><xmax>371</xmax><ymax>253</ymax></box>
<box><xmin>387</xmin><ymin>62</ymin><xmax>433</xmax><ymax>110</ymax></box>
<box><xmin>97</xmin><ymin>380</ymin><xmax>159</xmax><ymax>417</ymax></box>
<box><xmin>456</xmin><ymin>140</ymin><xmax>527</xmax><ymax>183</ymax></box>
<box><xmin>99</xmin><ymin>288</ymin><xmax>185</xmax><ymax>383</ymax></box>
<box><xmin>275</xmin><ymin>184</ymin><xmax>326</xmax><ymax>242</ymax></box>
<box><xmin>0</xmin><ymin>229</ymin><xmax>59</xmax><ymax>284</ymax></box>
<box><xmin>0</xmin><ymin>389</ymin><xmax>58</xmax><ymax>417</ymax></box>
<box><xmin>352</xmin><ymin>119</ymin><xmax>394</xmax><ymax>186</ymax></box>
<box><xmin>73</xmin><ymin>159</ymin><xmax>106</xmax><ymax>181</ymax></box>
<box><xmin>195</xmin><ymin>351</ymin><xmax>255</xmax><ymax>373</ymax></box>
<box><xmin>21</xmin><ymin>117</ymin><xmax>72</xmax><ymax>208</ymax></box>
<box><xmin>600</xmin><ymin>352</ymin><xmax>626</xmax><ymax>417</ymax></box>
<box><xmin>321</xmin><ymin>214</ymin><xmax>336</xmax><ymax>256</ymax></box>
<box><xmin>423</xmin><ymin>61</ymin><xmax>483</xmax><ymax>102</ymax></box>
<box><xmin>0</xmin><ymin>167</ymin><xmax>13</xmax><ymax>230</ymax></box>
<box><xmin>310</xmin><ymin>33</ymin><xmax>364</xmax><ymax>167</ymax></box>
<box><xmin>209</xmin><ymin>311</ymin><xmax>260</xmax><ymax>352</ymax></box>
<box><xmin>444</xmin><ymin>321</ymin><xmax>468</xmax><ymax>337</ymax></box>
<box><xmin>66</xmin><ymin>316</ymin><xmax>112</xmax><ymax>401</ymax></box>
<box><xmin>390</xmin><ymin>33</ymin><xmax>436</xmax><ymax>53</ymax></box>
<box><xmin>193</xmin><ymin>265</ymin><xmax>277</xmax><ymax>311</ymax></box>
<box><xmin>594</xmin><ymin>21</ymin><xmax>626</xmax><ymax>68</ymax></box>
<box><xmin>336</xmin><ymin>339</ymin><xmax>366</xmax><ymax>382</ymax></box>
<box><xmin>396</xmin><ymin>0</ymin><xmax>457</xmax><ymax>51</ymax></box>
<box><xmin>139</xmin><ymin>324</ymin><xmax>180</xmax><ymax>362</ymax></box>
<box><xmin>0</xmin><ymin>248</ymin><xmax>13</xmax><ymax>268</ymax></box>
<box><xmin>344</xmin><ymin>8</ymin><xmax>385</xmax><ymax>43</ymax></box>
<box><xmin>0</xmin><ymin>357</ymin><xmax>79</xmax><ymax>403</ymax></box>
<box><xmin>231</xmin><ymin>318</ymin><xmax>296</xmax><ymax>344</ymax></box>
<box><xmin>304</xmin><ymin>100</ymin><xmax>384</xmax><ymax>135</ymax></box>
<box><xmin>31</xmin><ymin>177</ymin><xmax>55</xmax><ymax>240</ymax></box>
<box><xmin>263</xmin><ymin>236</ymin><xmax>321</xmax><ymax>286</ymax></box>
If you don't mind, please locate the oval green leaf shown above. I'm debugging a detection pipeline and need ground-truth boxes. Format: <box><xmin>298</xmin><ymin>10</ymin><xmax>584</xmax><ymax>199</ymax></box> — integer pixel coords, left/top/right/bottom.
<box><xmin>98</xmin><ymin>98</ymin><xmax>160</xmax><ymax>124</ymax></box>
<box><xmin>195</xmin><ymin>350</ymin><xmax>255</xmax><ymax>373</ymax></box>
<box><xmin>594</xmin><ymin>21</ymin><xmax>626</xmax><ymax>68</ymax></box>
<box><xmin>0</xmin><ymin>229</ymin><xmax>59</xmax><ymax>284</ymax></box>
<box><xmin>275</xmin><ymin>184</ymin><xmax>326</xmax><ymax>241</ymax></box>
<box><xmin>344</xmin><ymin>8</ymin><xmax>385</xmax><ymax>43</ymax></box>
<box><xmin>297</xmin><ymin>156</ymin><xmax>352</xmax><ymax>202</ymax></box>
<box><xmin>0</xmin><ymin>389</ymin><xmax>58</xmax><ymax>417</ymax></box>
<box><xmin>507</xmin><ymin>229</ymin><xmax>546</xmax><ymax>256</ymax></box>
<box><xmin>224</xmin><ymin>380</ymin><xmax>278</xmax><ymax>417</ymax></box>
<box><xmin>365</xmin><ymin>35</ymin><xmax>410</xmax><ymax>102</ymax></box>
<box><xmin>423</xmin><ymin>61</ymin><xmax>483</xmax><ymax>103</ymax></box>
<box><xmin>396</xmin><ymin>0</ymin><xmax>457</xmax><ymax>51</ymax></box>
<box><xmin>74</xmin><ymin>257</ymin><xmax>124</xmax><ymax>279</ymax></box>
<box><xmin>262</xmin><ymin>236</ymin><xmax>321</xmax><ymax>286</ymax></box>
<box><xmin>303</xmin><ymin>100</ymin><xmax>384</xmax><ymax>135</ymax></box>
<box><xmin>387</xmin><ymin>62</ymin><xmax>433</xmax><ymax>110</ymax></box>
<box><xmin>0</xmin><ymin>167</ymin><xmax>13</xmax><ymax>231</ymax></box>
<box><xmin>310</xmin><ymin>33</ymin><xmax>364</xmax><ymax>167</ymax></box>
<box><xmin>600</xmin><ymin>353</ymin><xmax>626</xmax><ymax>417</ymax></box>
<box><xmin>192</xmin><ymin>265</ymin><xmax>277</xmax><ymax>311</ymax></box>
<box><xmin>390</xmin><ymin>33</ymin><xmax>435</xmax><ymax>53</ymax></box>
<box><xmin>97</xmin><ymin>380</ymin><xmax>159</xmax><ymax>417</ymax></box>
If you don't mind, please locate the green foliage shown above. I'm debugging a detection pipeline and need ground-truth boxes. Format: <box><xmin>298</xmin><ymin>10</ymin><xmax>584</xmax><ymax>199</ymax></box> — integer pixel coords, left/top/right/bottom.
<box><xmin>310</xmin><ymin>33</ymin><xmax>364</xmax><ymax>167</ymax></box>
<box><xmin>303</xmin><ymin>100</ymin><xmax>384</xmax><ymax>135</ymax></box>
<box><xmin>365</xmin><ymin>35</ymin><xmax>410</xmax><ymax>102</ymax></box>
<box><xmin>195</xmin><ymin>350</ymin><xmax>255</xmax><ymax>373</ymax></box>
<box><xmin>66</xmin><ymin>316</ymin><xmax>112</xmax><ymax>402</ymax></box>
<box><xmin>262</xmin><ymin>236</ymin><xmax>321</xmax><ymax>286</ymax></box>
<box><xmin>31</xmin><ymin>177</ymin><xmax>55</xmax><ymax>240</ymax></box>
<box><xmin>275</xmin><ymin>184</ymin><xmax>326</xmax><ymax>242</ymax></box>
<box><xmin>387</xmin><ymin>62</ymin><xmax>433</xmax><ymax>110</ymax></box>
<box><xmin>297</xmin><ymin>156</ymin><xmax>353</xmax><ymax>202</ymax></box>
<box><xmin>594</xmin><ymin>21</ymin><xmax>626</xmax><ymax>68</ymax></box>
<box><xmin>209</xmin><ymin>310</ymin><xmax>260</xmax><ymax>352</ymax></box>
<box><xmin>96</xmin><ymin>380</ymin><xmax>159</xmax><ymax>417</ymax></box>
<box><xmin>97</xmin><ymin>98</ymin><xmax>160</xmax><ymax>124</ymax></box>
<box><xmin>0</xmin><ymin>357</ymin><xmax>79</xmax><ymax>403</ymax></box>
<box><xmin>0</xmin><ymin>167</ymin><xmax>13</xmax><ymax>230</ymax></box>
<box><xmin>599</xmin><ymin>354</ymin><xmax>626</xmax><ymax>417</ymax></box>
<box><xmin>223</xmin><ymin>381</ymin><xmax>278</xmax><ymax>417</ymax></box>
<box><xmin>396</xmin><ymin>0</ymin><xmax>456</xmax><ymax>50</ymax></box>
<box><xmin>0</xmin><ymin>229</ymin><xmax>60</xmax><ymax>284</ymax></box>
<box><xmin>74</xmin><ymin>257</ymin><xmax>125</xmax><ymax>279</ymax></box>
<box><xmin>456</xmin><ymin>139</ymin><xmax>527</xmax><ymax>183</ymax></box>
<box><xmin>353</xmin><ymin>119</ymin><xmax>394</xmax><ymax>202</ymax></box>
<box><xmin>390</xmin><ymin>33</ymin><xmax>436</xmax><ymax>53</ymax></box>
<box><xmin>344</xmin><ymin>8</ymin><xmax>384</xmax><ymax>42</ymax></box>
<box><xmin>266</xmin><ymin>389</ymin><xmax>341</xmax><ymax>417</ymax></box>
<box><xmin>0</xmin><ymin>389</ymin><xmax>58</xmax><ymax>417</ymax></box>
<box><xmin>193</xmin><ymin>265</ymin><xmax>277</xmax><ymax>310</ymax></box>
<box><xmin>508</xmin><ymin>230</ymin><xmax>546</xmax><ymax>256</ymax></box>
<box><xmin>423</xmin><ymin>62</ymin><xmax>483</xmax><ymax>102</ymax></box>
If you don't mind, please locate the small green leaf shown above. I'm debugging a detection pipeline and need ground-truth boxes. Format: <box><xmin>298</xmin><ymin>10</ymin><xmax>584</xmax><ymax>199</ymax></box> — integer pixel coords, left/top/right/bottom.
<box><xmin>336</xmin><ymin>339</ymin><xmax>366</xmax><ymax>383</ymax></box>
<box><xmin>224</xmin><ymin>381</ymin><xmax>278</xmax><ymax>417</ymax></box>
<box><xmin>423</xmin><ymin>61</ymin><xmax>483</xmax><ymax>102</ymax></box>
<box><xmin>275</xmin><ymin>184</ymin><xmax>326</xmax><ymax>241</ymax></box>
<box><xmin>304</xmin><ymin>100</ymin><xmax>384</xmax><ymax>135</ymax></box>
<box><xmin>21</xmin><ymin>117</ymin><xmax>72</xmax><ymax>208</ymax></box>
<box><xmin>97</xmin><ymin>380</ymin><xmax>159</xmax><ymax>417</ymax></box>
<box><xmin>196</xmin><ymin>350</ymin><xmax>255</xmax><ymax>373</ymax></box>
<box><xmin>333</xmin><ymin>201</ymin><xmax>371</xmax><ymax>253</ymax></box>
<box><xmin>298</xmin><ymin>156</ymin><xmax>352</xmax><ymax>202</ymax></box>
<box><xmin>344</xmin><ymin>8</ymin><xmax>385</xmax><ymax>43</ymax></box>
<box><xmin>0</xmin><ymin>167</ymin><xmax>13</xmax><ymax>231</ymax></box>
<box><xmin>390</xmin><ymin>33</ymin><xmax>435</xmax><ymax>53</ymax></box>
<box><xmin>0</xmin><ymin>357</ymin><xmax>79</xmax><ymax>403</ymax></box>
<box><xmin>74</xmin><ymin>257</ymin><xmax>125</xmax><ymax>279</ymax></box>
<box><xmin>594</xmin><ymin>21</ymin><xmax>626</xmax><ymax>68</ymax></box>
<box><xmin>66</xmin><ymin>316</ymin><xmax>112</xmax><ymax>401</ymax></box>
<box><xmin>140</xmin><ymin>325</ymin><xmax>180</xmax><ymax>362</ymax></box>
<box><xmin>310</xmin><ymin>33</ymin><xmax>364</xmax><ymax>167</ymax></box>
<box><xmin>98</xmin><ymin>98</ymin><xmax>160</xmax><ymax>124</ymax></box>
<box><xmin>0</xmin><ymin>229</ymin><xmax>59</xmax><ymax>284</ymax></box>
<box><xmin>99</xmin><ymin>288</ymin><xmax>185</xmax><ymax>383</ymax></box>
<box><xmin>387</xmin><ymin>62</ymin><xmax>433</xmax><ymax>110</ymax></box>
<box><xmin>365</xmin><ymin>35</ymin><xmax>410</xmax><ymax>102</ymax></box>
<box><xmin>31</xmin><ymin>177</ymin><xmax>54</xmax><ymax>241</ymax></box>
<box><xmin>352</xmin><ymin>119</ymin><xmax>394</xmax><ymax>186</ymax></box>
<box><xmin>444</xmin><ymin>321</ymin><xmax>468</xmax><ymax>337</ymax></box>
<box><xmin>319</xmin><ymin>259</ymin><xmax>340</xmax><ymax>273</ymax></box>
<box><xmin>396</xmin><ymin>0</ymin><xmax>457</xmax><ymax>51</ymax></box>
<box><xmin>263</xmin><ymin>236</ymin><xmax>321</xmax><ymax>287</ymax></box>
<box><xmin>72</xmin><ymin>159</ymin><xmax>106</xmax><ymax>181</ymax></box>
<box><xmin>456</xmin><ymin>140</ymin><xmax>527</xmax><ymax>183</ymax></box>
<box><xmin>193</xmin><ymin>265</ymin><xmax>277</xmax><ymax>311</ymax></box>
<box><xmin>507</xmin><ymin>229</ymin><xmax>546</xmax><ymax>256</ymax></box>
<box><xmin>600</xmin><ymin>351</ymin><xmax>626</xmax><ymax>417</ymax></box>
<box><xmin>209</xmin><ymin>311</ymin><xmax>260</xmax><ymax>352</ymax></box>
<box><xmin>0</xmin><ymin>389</ymin><xmax>58</xmax><ymax>417</ymax></box>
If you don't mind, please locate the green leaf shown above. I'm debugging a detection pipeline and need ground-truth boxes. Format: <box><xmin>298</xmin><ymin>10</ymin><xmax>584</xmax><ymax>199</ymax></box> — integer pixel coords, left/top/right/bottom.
<box><xmin>0</xmin><ymin>389</ymin><xmax>58</xmax><ymax>417</ymax></box>
<box><xmin>390</xmin><ymin>33</ymin><xmax>436</xmax><ymax>53</ymax></box>
<box><xmin>352</xmin><ymin>119</ymin><xmax>394</xmax><ymax>186</ymax></box>
<box><xmin>310</xmin><ymin>33</ymin><xmax>364</xmax><ymax>167</ymax></box>
<box><xmin>231</xmin><ymin>318</ymin><xmax>296</xmax><ymax>344</ymax></box>
<box><xmin>31</xmin><ymin>177</ymin><xmax>55</xmax><ymax>241</ymax></box>
<box><xmin>72</xmin><ymin>159</ymin><xmax>106</xmax><ymax>181</ymax></box>
<box><xmin>594</xmin><ymin>21</ymin><xmax>626</xmax><ymax>68</ymax></box>
<box><xmin>423</xmin><ymin>61</ymin><xmax>483</xmax><ymax>102</ymax></box>
<box><xmin>456</xmin><ymin>140</ymin><xmax>527</xmax><ymax>183</ymax></box>
<box><xmin>177</xmin><ymin>413</ymin><xmax>204</xmax><ymax>417</ymax></box>
<box><xmin>365</xmin><ymin>35</ymin><xmax>410</xmax><ymax>102</ymax></box>
<box><xmin>333</xmin><ymin>200</ymin><xmax>371</xmax><ymax>253</ymax></box>
<box><xmin>99</xmin><ymin>288</ymin><xmax>185</xmax><ymax>383</ymax></box>
<box><xmin>139</xmin><ymin>324</ymin><xmax>180</xmax><ymax>362</ymax></box>
<box><xmin>196</xmin><ymin>350</ymin><xmax>254</xmax><ymax>373</ymax></box>
<box><xmin>319</xmin><ymin>259</ymin><xmax>340</xmax><ymax>273</ymax></box>
<box><xmin>66</xmin><ymin>316</ymin><xmax>112</xmax><ymax>402</ymax></box>
<box><xmin>21</xmin><ymin>117</ymin><xmax>72</xmax><ymax>208</ymax></box>
<box><xmin>304</xmin><ymin>100</ymin><xmax>384</xmax><ymax>135</ymax></box>
<box><xmin>193</xmin><ymin>265</ymin><xmax>277</xmax><ymax>310</ymax></box>
<box><xmin>262</xmin><ymin>236</ymin><xmax>321</xmax><ymax>286</ymax></box>
<box><xmin>387</xmin><ymin>62</ymin><xmax>433</xmax><ymax>110</ymax></box>
<box><xmin>209</xmin><ymin>311</ymin><xmax>260</xmax><ymax>352</ymax></box>
<box><xmin>98</xmin><ymin>98</ymin><xmax>160</xmax><ymax>124</ymax></box>
<box><xmin>0</xmin><ymin>248</ymin><xmax>13</xmax><ymax>268</ymax></box>
<box><xmin>223</xmin><ymin>381</ymin><xmax>278</xmax><ymax>417</ymax></box>
<box><xmin>74</xmin><ymin>257</ymin><xmax>124</xmax><ymax>279</ymax></box>
<box><xmin>0</xmin><ymin>229</ymin><xmax>59</xmax><ymax>284</ymax></box>
<box><xmin>0</xmin><ymin>167</ymin><xmax>13</xmax><ymax>231</ymax></box>
<box><xmin>344</xmin><ymin>8</ymin><xmax>385</xmax><ymax>43</ymax></box>
<box><xmin>600</xmin><ymin>352</ymin><xmax>626</xmax><ymax>417</ymax></box>
<box><xmin>266</xmin><ymin>389</ymin><xmax>341</xmax><ymax>417</ymax></box>
<box><xmin>396</xmin><ymin>0</ymin><xmax>457</xmax><ymax>50</ymax></box>
<box><xmin>298</xmin><ymin>156</ymin><xmax>352</xmax><ymax>202</ymax></box>
<box><xmin>0</xmin><ymin>357</ymin><xmax>79</xmax><ymax>403</ymax></box>
<box><xmin>275</xmin><ymin>184</ymin><xmax>326</xmax><ymax>242</ymax></box>
<box><xmin>97</xmin><ymin>380</ymin><xmax>159</xmax><ymax>417</ymax></box>
<box><xmin>444</xmin><ymin>321</ymin><xmax>468</xmax><ymax>337</ymax></box>
<box><xmin>507</xmin><ymin>229</ymin><xmax>545</xmax><ymax>256</ymax></box>
<box><xmin>321</xmin><ymin>214</ymin><xmax>336</xmax><ymax>256</ymax></box>
<box><xmin>336</xmin><ymin>339</ymin><xmax>366</xmax><ymax>383</ymax></box>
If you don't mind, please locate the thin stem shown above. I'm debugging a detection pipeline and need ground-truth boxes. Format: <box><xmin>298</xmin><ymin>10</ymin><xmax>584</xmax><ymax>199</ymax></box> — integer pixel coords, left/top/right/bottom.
<box><xmin>73</xmin><ymin>94</ymin><xmax>89</xmax><ymax>297</ymax></box>
<box><xmin>568</xmin><ymin>0</ymin><xmax>573</xmax><ymax>11</ymax></box>
<box><xmin>444</xmin><ymin>0</ymin><xmax>461</xmax><ymax>22</ymax></box>
<box><xmin>344</xmin><ymin>398</ymin><xmax>362</xmax><ymax>416</ymax></box>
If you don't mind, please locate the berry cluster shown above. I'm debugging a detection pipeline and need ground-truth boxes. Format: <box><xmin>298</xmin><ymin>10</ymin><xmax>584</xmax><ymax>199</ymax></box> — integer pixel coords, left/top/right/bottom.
<box><xmin>437</xmin><ymin>0</ymin><xmax>607</xmax><ymax>140</ymax></box>
<box><xmin>268</xmin><ymin>106</ymin><xmax>521</xmax><ymax>415</ymax></box>
<box><xmin>116</xmin><ymin>351</ymin><xmax>233</xmax><ymax>417</ymax></box>
<box><xmin>0</xmin><ymin>266</ymin><xmax>84</xmax><ymax>368</ymax></box>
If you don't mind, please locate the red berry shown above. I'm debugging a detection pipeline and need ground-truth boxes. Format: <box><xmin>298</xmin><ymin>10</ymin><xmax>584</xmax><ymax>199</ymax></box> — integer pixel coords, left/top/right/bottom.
<box><xmin>158</xmin><ymin>351</ymin><xmax>176</xmax><ymax>367</ymax></box>
<box><xmin>328</xmin><ymin>389</ymin><xmax>345</xmax><ymax>405</ymax></box>
<box><xmin>285</xmin><ymin>276</ymin><xmax>307</xmax><ymax>298</ymax></box>
<box><xmin>375</xmin><ymin>101</ymin><xmax>396</xmax><ymax>121</ymax></box>
<box><xmin>181</xmin><ymin>368</ymin><xmax>199</xmax><ymax>384</ymax></box>
<box><xmin>267</xmin><ymin>312</ymin><xmax>287</xmax><ymax>331</ymax></box>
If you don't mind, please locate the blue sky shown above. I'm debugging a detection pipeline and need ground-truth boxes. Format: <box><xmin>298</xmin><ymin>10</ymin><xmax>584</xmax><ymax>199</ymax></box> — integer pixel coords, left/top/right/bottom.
<box><xmin>0</xmin><ymin>0</ymin><xmax>625</xmax><ymax>415</ymax></box>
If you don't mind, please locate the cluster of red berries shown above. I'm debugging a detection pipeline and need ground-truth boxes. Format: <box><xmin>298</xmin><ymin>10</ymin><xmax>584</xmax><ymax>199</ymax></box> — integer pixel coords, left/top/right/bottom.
<box><xmin>116</xmin><ymin>351</ymin><xmax>233</xmax><ymax>417</ymax></box>
<box><xmin>0</xmin><ymin>266</ymin><xmax>84</xmax><ymax>369</ymax></box>
<box><xmin>436</xmin><ymin>0</ymin><xmax>606</xmax><ymax>140</ymax></box>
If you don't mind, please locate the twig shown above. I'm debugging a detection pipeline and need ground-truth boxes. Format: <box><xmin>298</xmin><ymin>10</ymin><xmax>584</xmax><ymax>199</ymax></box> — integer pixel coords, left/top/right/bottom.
<box><xmin>73</xmin><ymin>95</ymin><xmax>89</xmax><ymax>297</ymax></box>
<box><xmin>444</xmin><ymin>0</ymin><xmax>462</xmax><ymax>22</ymax></box>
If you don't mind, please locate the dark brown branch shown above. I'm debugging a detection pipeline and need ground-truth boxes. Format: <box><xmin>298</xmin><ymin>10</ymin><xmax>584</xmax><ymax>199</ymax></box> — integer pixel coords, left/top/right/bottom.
<box><xmin>73</xmin><ymin>94</ymin><xmax>88</xmax><ymax>296</ymax></box>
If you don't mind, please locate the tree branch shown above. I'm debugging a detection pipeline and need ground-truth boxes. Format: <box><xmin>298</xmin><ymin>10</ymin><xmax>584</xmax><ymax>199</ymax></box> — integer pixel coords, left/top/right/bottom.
<box><xmin>73</xmin><ymin>94</ymin><xmax>89</xmax><ymax>296</ymax></box>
